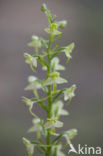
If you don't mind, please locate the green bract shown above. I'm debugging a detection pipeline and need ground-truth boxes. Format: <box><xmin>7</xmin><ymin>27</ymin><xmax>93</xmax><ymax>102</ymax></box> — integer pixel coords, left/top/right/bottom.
<box><xmin>22</xmin><ymin>3</ymin><xmax>77</xmax><ymax>156</ymax></box>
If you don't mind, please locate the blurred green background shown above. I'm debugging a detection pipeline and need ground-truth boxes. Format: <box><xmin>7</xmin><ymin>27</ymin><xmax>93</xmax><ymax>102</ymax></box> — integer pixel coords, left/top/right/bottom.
<box><xmin>0</xmin><ymin>0</ymin><xmax>103</xmax><ymax>155</ymax></box>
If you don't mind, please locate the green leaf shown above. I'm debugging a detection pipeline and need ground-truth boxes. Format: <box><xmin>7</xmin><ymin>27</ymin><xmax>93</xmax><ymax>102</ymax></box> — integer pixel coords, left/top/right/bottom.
<box><xmin>52</xmin><ymin>89</ymin><xmax>66</xmax><ymax>103</ymax></box>
<box><xmin>22</xmin><ymin>137</ymin><xmax>34</xmax><ymax>156</ymax></box>
<box><xmin>40</xmin><ymin>38</ymin><xmax>48</xmax><ymax>49</ymax></box>
<box><xmin>38</xmin><ymin>56</ymin><xmax>48</xmax><ymax>68</ymax></box>
<box><xmin>50</xmin><ymin>47</ymin><xmax>65</xmax><ymax>60</ymax></box>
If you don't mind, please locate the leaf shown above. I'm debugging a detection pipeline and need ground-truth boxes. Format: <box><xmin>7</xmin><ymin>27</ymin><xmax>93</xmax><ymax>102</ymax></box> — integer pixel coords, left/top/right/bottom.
<box><xmin>50</xmin><ymin>47</ymin><xmax>65</xmax><ymax>60</ymax></box>
<box><xmin>52</xmin><ymin>129</ymin><xmax>77</xmax><ymax>145</ymax></box>
<box><xmin>52</xmin><ymin>89</ymin><xmax>66</xmax><ymax>103</ymax></box>
<box><xmin>38</xmin><ymin>56</ymin><xmax>48</xmax><ymax>68</ymax></box>
<box><xmin>40</xmin><ymin>38</ymin><xmax>48</xmax><ymax>49</ymax></box>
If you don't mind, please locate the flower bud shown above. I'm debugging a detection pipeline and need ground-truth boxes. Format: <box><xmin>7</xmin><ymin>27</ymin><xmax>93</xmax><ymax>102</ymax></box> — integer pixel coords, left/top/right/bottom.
<box><xmin>41</xmin><ymin>3</ymin><xmax>47</xmax><ymax>12</ymax></box>
<box><xmin>59</xmin><ymin>20</ymin><xmax>67</xmax><ymax>29</ymax></box>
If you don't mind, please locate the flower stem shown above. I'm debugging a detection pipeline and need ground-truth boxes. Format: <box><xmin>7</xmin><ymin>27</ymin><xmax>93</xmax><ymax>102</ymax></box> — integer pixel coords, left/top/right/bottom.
<box><xmin>46</xmin><ymin>34</ymin><xmax>53</xmax><ymax>156</ymax></box>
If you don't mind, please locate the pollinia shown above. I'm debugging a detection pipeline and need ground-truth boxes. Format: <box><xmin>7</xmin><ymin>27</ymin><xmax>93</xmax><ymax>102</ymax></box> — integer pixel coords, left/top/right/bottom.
<box><xmin>22</xmin><ymin>3</ymin><xmax>77</xmax><ymax>156</ymax></box>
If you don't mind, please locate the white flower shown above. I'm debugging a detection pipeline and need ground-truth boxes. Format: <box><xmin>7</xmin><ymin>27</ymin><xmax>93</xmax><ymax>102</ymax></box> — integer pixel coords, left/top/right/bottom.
<box><xmin>52</xmin><ymin>145</ymin><xmax>65</xmax><ymax>156</ymax></box>
<box><xmin>28</xmin><ymin>35</ymin><xmax>42</xmax><ymax>48</ymax></box>
<box><xmin>22</xmin><ymin>97</ymin><xmax>34</xmax><ymax>109</ymax></box>
<box><xmin>43</xmin><ymin>72</ymin><xmax>67</xmax><ymax>86</ymax></box>
<box><xmin>52</xmin><ymin>101</ymin><xmax>69</xmax><ymax>117</ymax></box>
<box><xmin>43</xmin><ymin>57</ymin><xmax>65</xmax><ymax>71</ymax></box>
<box><xmin>64</xmin><ymin>84</ymin><xmax>76</xmax><ymax>101</ymax></box>
<box><xmin>45</xmin><ymin>118</ymin><xmax>63</xmax><ymax>129</ymax></box>
<box><xmin>57</xmin><ymin>145</ymin><xmax>65</xmax><ymax>156</ymax></box>
<box><xmin>63</xmin><ymin>42</ymin><xmax>75</xmax><ymax>61</ymax></box>
<box><xmin>45</xmin><ymin>23</ymin><xmax>62</xmax><ymax>35</ymax></box>
<box><xmin>28</xmin><ymin>118</ymin><xmax>42</xmax><ymax>133</ymax></box>
<box><xmin>22</xmin><ymin>137</ymin><xmax>34</xmax><ymax>156</ymax></box>
<box><xmin>24</xmin><ymin>53</ymin><xmax>38</xmax><ymax>68</ymax></box>
<box><xmin>64</xmin><ymin>129</ymin><xmax>77</xmax><ymax>143</ymax></box>
<box><xmin>25</xmin><ymin>76</ymin><xmax>41</xmax><ymax>90</ymax></box>
<box><xmin>57</xmin><ymin>20</ymin><xmax>67</xmax><ymax>29</ymax></box>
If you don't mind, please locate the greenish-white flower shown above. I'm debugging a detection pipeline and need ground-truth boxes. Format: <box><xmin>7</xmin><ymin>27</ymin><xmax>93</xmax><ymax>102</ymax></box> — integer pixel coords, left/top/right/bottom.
<box><xmin>52</xmin><ymin>145</ymin><xmax>65</xmax><ymax>156</ymax></box>
<box><xmin>22</xmin><ymin>97</ymin><xmax>34</xmax><ymax>110</ymax></box>
<box><xmin>43</xmin><ymin>57</ymin><xmax>65</xmax><ymax>71</ymax></box>
<box><xmin>22</xmin><ymin>137</ymin><xmax>34</xmax><ymax>156</ymax></box>
<box><xmin>63</xmin><ymin>42</ymin><xmax>75</xmax><ymax>61</ymax></box>
<box><xmin>64</xmin><ymin>129</ymin><xmax>77</xmax><ymax>143</ymax></box>
<box><xmin>28</xmin><ymin>35</ymin><xmax>41</xmax><ymax>49</ymax></box>
<box><xmin>28</xmin><ymin>118</ymin><xmax>42</xmax><ymax>133</ymax></box>
<box><xmin>25</xmin><ymin>76</ymin><xmax>41</xmax><ymax>90</ymax></box>
<box><xmin>45</xmin><ymin>118</ymin><xmax>63</xmax><ymax>129</ymax></box>
<box><xmin>57</xmin><ymin>20</ymin><xmax>67</xmax><ymax>29</ymax></box>
<box><xmin>52</xmin><ymin>101</ymin><xmax>69</xmax><ymax>118</ymax></box>
<box><xmin>56</xmin><ymin>145</ymin><xmax>65</xmax><ymax>156</ymax></box>
<box><xmin>64</xmin><ymin>84</ymin><xmax>76</xmax><ymax>101</ymax></box>
<box><xmin>24</xmin><ymin>53</ymin><xmax>38</xmax><ymax>69</ymax></box>
<box><xmin>43</xmin><ymin>72</ymin><xmax>67</xmax><ymax>86</ymax></box>
<box><xmin>45</xmin><ymin>23</ymin><xmax>61</xmax><ymax>35</ymax></box>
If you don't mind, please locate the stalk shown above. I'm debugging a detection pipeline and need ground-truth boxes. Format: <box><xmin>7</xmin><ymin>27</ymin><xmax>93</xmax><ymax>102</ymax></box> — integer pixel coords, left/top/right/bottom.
<box><xmin>46</xmin><ymin>34</ymin><xmax>53</xmax><ymax>156</ymax></box>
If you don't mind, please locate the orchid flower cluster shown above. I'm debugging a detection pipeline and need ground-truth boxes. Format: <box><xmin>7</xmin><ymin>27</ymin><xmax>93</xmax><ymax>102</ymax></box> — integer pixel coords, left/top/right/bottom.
<box><xmin>22</xmin><ymin>4</ymin><xmax>77</xmax><ymax>156</ymax></box>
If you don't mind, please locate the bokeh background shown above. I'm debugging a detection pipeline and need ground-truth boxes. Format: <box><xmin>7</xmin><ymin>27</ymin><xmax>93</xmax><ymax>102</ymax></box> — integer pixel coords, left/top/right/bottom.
<box><xmin>0</xmin><ymin>0</ymin><xmax>103</xmax><ymax>155</ymax></box>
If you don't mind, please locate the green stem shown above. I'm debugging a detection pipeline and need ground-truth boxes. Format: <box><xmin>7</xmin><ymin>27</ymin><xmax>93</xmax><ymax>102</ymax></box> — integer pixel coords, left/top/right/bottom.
<box><xmin>46</xmin><ymin>34</ymin><xmax>53</xmax><ymax>156</ymax></box>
